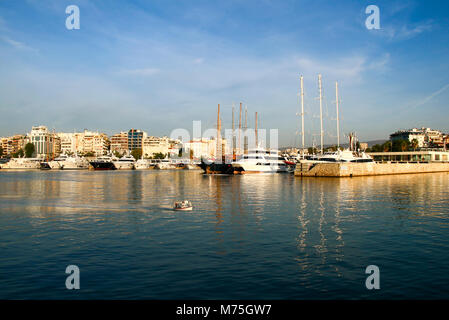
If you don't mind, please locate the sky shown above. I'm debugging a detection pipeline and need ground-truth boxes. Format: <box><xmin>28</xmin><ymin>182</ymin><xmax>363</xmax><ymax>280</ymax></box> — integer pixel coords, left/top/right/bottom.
<box><xmin>0</xmin><ymin>0</ymin><xmax>448</xmax><ymax>147</ymax></box>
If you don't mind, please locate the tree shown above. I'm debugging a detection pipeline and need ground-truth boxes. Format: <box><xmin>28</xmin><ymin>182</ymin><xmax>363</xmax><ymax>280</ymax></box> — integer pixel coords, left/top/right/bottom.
<box><xmin>153</xmin><ymin>152</ymin><xmax>166</xmax><ymax>159</ymax></box>
<box><xmin>24</xmin><ymin>143</ymin><xmax>35</xmax><ymax>158</ymax></box>
<box><xmin>113</xmin><ymin>151</ymin><xmax>121</xmax><ymax>158</ymax></box>
<box><xmin>369</xmin><ymin>144</ymin><xmax>382</xmax><ymax>152</ymax></box>
<box><xmin>13</xmin><ymin>149</ymin><xmax>24</xmax><ymax>158</ymax></box>
<box><xmin>410</xmin><ymin>139</ymin><xmax>419</xmax><ymax>151</ymax></box>
<box><xmin>0</xmin><ymin>146</ymin><xmax>3</xmax><ymax>158</ymax></box>
<box><xmin>382</xmin><ymin>141</ymin><xmax>392</xmax><ymax>152</ymax></box>
<box><xmin>131</xmin><ymin>148</ymin><xmax>142</xmax><ymax>160</ymax></box>
<box><xmin>189</xmin><ymin>149</ymin><xmax>194</xmax><ymax>159</ymax></box>
<box><xmin>392</xmin><ymin>139</ymin><xmax>410</xmax><ymax>152</ymax></box>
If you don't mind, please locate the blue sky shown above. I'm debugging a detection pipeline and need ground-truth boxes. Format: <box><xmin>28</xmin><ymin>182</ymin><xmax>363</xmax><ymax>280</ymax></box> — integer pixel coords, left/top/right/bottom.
<box><xmin>1</xmin><ymin>0</ymin><xmax>448</xmax><ymax>146</ymax></box>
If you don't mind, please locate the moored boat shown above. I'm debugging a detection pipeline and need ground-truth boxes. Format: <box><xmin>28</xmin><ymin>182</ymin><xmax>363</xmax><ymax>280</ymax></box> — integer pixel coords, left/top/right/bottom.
<box><xmin>231</xmin><ymin>147</ymin><xmax>293</xmax><ymax>173</ymax></box>
<box><xmin>113</xmin><ymin>155</ymin><xmax>136</xmax><ymax>170</ymax></box>
<box><xmin>89</xmin><ymin>155</ymin><xmax>116</xmax><ymax>170</ymax></box>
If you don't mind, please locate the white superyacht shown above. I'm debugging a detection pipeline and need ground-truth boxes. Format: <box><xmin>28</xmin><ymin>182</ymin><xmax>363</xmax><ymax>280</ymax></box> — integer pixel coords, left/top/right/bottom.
<box><xmin>0</xmin><ymin>157</ymin><xmax>41</xmax><ymax>169</ymax></box>
<box><xmin>113</xmin><ymin>154</ymin><xmax>136</xmax><ymax>170</ymax></box>
<box><xmin>231</xmin><ymin>147</ymin><xmax>293</xmax><ymax>173</ymax></box>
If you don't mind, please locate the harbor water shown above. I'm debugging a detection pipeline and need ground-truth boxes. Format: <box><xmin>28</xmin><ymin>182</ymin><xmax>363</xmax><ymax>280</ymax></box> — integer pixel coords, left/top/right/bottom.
<box><xmin>1</xmin><ymin>170</ymin><xmax>449</xmax><ymax>299</ymax></box>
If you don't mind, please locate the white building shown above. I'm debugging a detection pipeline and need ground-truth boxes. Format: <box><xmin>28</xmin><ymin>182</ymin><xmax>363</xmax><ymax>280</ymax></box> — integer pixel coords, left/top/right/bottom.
<box><xmin>183</xmin><ymin>137</ymin><xmax>227</xmax><ymax>159</ymax></box>
<box><xmin>142</xmin><ymin>136</ymin><xmax>170</xmax><ymax>158</ymax></box>
<box><xmin>29</xmin><ymin>126</ymin><xmax>58</xmax><ymax>158</ymax></box>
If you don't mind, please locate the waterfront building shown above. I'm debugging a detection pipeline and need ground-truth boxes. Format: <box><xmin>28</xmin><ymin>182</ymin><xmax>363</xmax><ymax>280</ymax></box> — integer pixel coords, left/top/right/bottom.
<box><xmin>390</xmin><ymin>127</ymin><xmax>447</xmax><ymax>149</ymax></box>
<box><xmin>1</xmin><ymin>137</ymin><xmax>9</xmax><ymax>156</ymax></box>
<box><xmin>142</xmin><ymin>136</ymin><xmax>170</xmax><ymax>158</ymax></box>
<box><xmin>111</xmin><ymin>131</ymin><xmax>129</xmax><ymax>155</ymax></box>
<box><xmin>183</xmin><ymin>138</ymin><xmax>227</xmax><ymax>159</ymax></box>
<box><xmin>56</xmin><ymin>132</ymin><xmax>83</xmax><ymax>155</ymax></box>
<box><xmin>0</xmin><ymin>135</ymin><xmax>28</xmax><ymax>156</ymax></box>
<box><xmin>367</xmin><ymin>150</ymin><xmax>449</xmax><ymax>162</ymax></box>
<box><xmin>128</xmin><ymin>129</ymin><xmax>147</xmax><ymax>152</ymax></box>
<box><xmin>79</xmin><ymin>130</ymin><xmax>110</xmax><ymax>156</ymax></box>
<box><xmin>29</xmin><ymin>126</ymin><xmax>59</xmax><ymax>158</ymax></box>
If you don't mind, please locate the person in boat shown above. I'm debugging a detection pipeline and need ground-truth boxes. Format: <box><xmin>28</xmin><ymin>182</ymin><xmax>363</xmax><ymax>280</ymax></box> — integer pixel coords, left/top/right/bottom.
<box><xmin>174</xmin><ymin>200</ymin><xmax>193</xmax><ymax>210</ymax></box>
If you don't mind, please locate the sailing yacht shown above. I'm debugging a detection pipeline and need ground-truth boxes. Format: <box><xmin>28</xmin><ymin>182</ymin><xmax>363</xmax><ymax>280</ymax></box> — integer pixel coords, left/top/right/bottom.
<box><xmin>231</xmin><ymin>147</ymin><xmax>293</xmax><ymax>173</ymax></box>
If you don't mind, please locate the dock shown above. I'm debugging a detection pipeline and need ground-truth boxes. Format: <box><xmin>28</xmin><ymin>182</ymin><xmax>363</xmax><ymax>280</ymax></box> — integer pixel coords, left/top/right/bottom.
<box><xmin>294</xmin><ymin>161</ymin><xmax>449</xmax><ymax>177</ymax></box>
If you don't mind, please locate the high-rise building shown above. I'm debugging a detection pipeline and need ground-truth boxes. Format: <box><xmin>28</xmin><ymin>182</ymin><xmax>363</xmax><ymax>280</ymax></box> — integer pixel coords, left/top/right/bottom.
<box><xmin>128</xmin><ymin>129</ymin><xmax>147</xmax><ymax>152</ymax></box>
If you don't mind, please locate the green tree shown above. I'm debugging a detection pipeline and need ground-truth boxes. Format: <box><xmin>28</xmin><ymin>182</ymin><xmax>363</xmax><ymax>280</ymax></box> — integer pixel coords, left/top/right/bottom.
<box><xmin>131</xmin><ymin>148</ymin><xmax>142</xmax><ymax>159</ymax></box>
<box><xmin>410</xmin><ymin>139</ymin><xmax>419</xmax><ymax>151</ymax></box>
<box><xmin>178</xmin><ymin>148</ymin><xmax>183</xmax><ymax>157</ymax></box>
<box><xmin>113</xmin><ymin>151</ymin><xmax>121</xmax><ymax>158</ymax></box>
<box><xmin>24</xmin><ymin>143</ymin><xmax>35</xmax><ymax>158</ymax></box>
<box><xmin>392</xmin><ymin>139</ymin><xmax>410</xmax><ymax>152</ymax></box>
<box><xmin>0</xmin><ymin>146</ymin><xmax>3</xmax><ymax>158</ymax></box>
<box><xmin>13</xmin><ymin>149</ymin><xmax>24</xmax><ymax>158</ymax></box>
<box><xmin>382</xmin><ymin>141</ymin><xmax>392</xmax><ymax>152</ymax></box>
<box><xmin>153</xmin><ymin>152</ymin><xmax>166</xmax><ymax>159</ymax></box>
<box><xmin>189</xmin><ymin>149</ymin><xmax>194</xmax><ymax>159</ymax></box>
<box><xmin>84</xmin><ymin>151</ymin><xmax>95</xmax><ymax>157</ymax></box>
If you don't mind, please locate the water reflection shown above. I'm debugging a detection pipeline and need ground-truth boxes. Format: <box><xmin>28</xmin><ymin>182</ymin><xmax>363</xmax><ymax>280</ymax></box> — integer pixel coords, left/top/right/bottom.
<box><xmin>1</xmin><ymin>171</ymin><xmax>449</xmax><ymax>299</ymax></box>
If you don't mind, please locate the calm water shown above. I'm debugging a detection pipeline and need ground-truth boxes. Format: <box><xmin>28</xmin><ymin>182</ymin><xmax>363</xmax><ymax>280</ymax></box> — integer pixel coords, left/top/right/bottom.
<box><xmin>0</xmin><ymin>170</ymin><xmax>449</xmax><ymax>299</ymax></box>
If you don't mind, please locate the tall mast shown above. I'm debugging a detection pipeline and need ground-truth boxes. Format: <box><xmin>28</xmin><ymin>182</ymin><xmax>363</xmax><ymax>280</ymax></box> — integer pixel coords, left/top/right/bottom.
<box><xmin>300</xmin><ymin>75</ymin><xmax>305</xmax><ymax>154</ymax></box>
<box><xmin>255</xmin><ymin>112</ymin><xmax>258</xmax><ymax>147</ymax></box>
<box><xmin>217</xmin><ymin>104</ymin><xmax>221</xmax><ymax>160</ymax></box>
<box><xmin>244</xmin><ymin>106</ymin><xmax>248</xmax><ymax>154</ymax></box>
<box><xmin>318</xmin><ymin>74</ymin><xmax>324</xmax><ymax>154</ymax></box>
<box><xmin>335</xmin><ymin>81</ymin><xmax>340</xmax><ymax>149</ymax></box>
<box><xmin>232</xmin><ymin>103</ymin><xmax>235</xmax><ymax>157</ymax></box>
<box><xmin>238</xmin><ymin>103</ymin><xmax>242</xmax><ymax>155</ymax></box>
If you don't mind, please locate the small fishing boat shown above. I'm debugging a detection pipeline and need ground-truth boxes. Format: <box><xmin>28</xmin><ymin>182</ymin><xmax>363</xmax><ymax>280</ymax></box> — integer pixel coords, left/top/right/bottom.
<box><xmin>173</xmin><ymin>200</ymin><xmax>193</xmax><ymax>211</ymax></box>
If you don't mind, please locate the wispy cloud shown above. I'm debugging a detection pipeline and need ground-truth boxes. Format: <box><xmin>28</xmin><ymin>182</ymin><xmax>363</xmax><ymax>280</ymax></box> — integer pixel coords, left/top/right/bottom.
<box><xmin>295</xmin><ymin>53</ymin><xmax>390</xmax><ymax>80</ymax></box>
<box><xmin>0</xmin><ymin>35</ymin><xmax>39</xmax><ymax>52</ymax></box>
<box><xmin>383</xmin><ymin>21</ymin><xmax>433</xmax><ymax>40</ymax></box>
<box><xmin>413</xmin><ymin>83</ymin><xmax>449</xmax><ymax>108</ymax></box>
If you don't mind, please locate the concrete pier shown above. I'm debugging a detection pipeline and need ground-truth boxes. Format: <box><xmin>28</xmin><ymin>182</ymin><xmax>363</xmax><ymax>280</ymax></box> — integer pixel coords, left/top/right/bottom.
<box><xmin>294</xmin><ymin>161</ymin><xmax>449</xmax><ymax>177</ymax></box>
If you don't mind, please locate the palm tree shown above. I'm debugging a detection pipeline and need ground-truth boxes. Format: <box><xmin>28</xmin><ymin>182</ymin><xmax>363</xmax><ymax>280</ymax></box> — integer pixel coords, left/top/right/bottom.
<box><xmin>411</xmin><ymin>139</ymin><xmax>419</xmax><ymax>151</ymax></box>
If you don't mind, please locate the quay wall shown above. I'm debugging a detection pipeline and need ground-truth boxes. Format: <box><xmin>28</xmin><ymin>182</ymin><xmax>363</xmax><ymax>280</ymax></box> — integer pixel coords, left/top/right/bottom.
<box><xmin>294</xmin><ymin>162</ymin><xmax>449</xmax><ymax>177</ymax></box>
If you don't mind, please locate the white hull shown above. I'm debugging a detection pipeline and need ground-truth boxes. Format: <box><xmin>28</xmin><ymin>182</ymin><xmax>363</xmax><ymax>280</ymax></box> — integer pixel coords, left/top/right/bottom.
<box><xmin>113</xmin><ymin>162</ymin><xmax>135</xmax><ymax>170</ymax></box>
<box><xmin>232</xmin><ymin>163</ymin><xmax>290</xmax><ymax>173</ymax></box>
<box><xmin>155</xmin><ymin>163</ymin><xmax>175</xmax><ymax>170</ymax></box>
<box><xmin>135</xmin><ymin>160</ymin><xmax>151</xmax><ymax>170</ymax></box>
<box><xmin>1</xmin><ymin>159</ymin><xmax>41</xmax><ymax>169</ymax></box>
